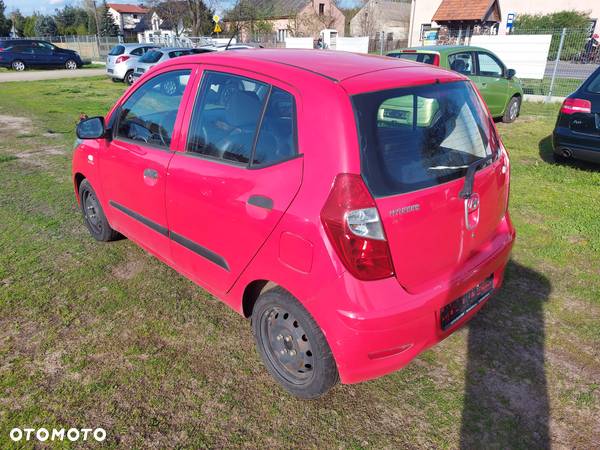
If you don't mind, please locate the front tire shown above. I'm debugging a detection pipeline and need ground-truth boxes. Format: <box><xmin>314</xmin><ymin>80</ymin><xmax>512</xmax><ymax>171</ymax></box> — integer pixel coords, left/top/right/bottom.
<box><xmin>11</xmin><ymin>60</ymin><xmax>26</xmax><ymax>71</ymax></box>
<box><xmin>79</xmin><ymin>179</ymin><xmax>119</xmax><ymax>242</ymax></box>
<box><xmin>252</xmin><ymin>287</ymin><xmax>339</xmax><ymax>399</ymax></box>
<box><xmin>65</xmin><ymin>59</ymin><xmax>78</xmax><ymax>70</ymax></box>
<box><xmin>502</xmin><ymin>96</ymin><xmax>521</xmax><ymax>123</ymax></box>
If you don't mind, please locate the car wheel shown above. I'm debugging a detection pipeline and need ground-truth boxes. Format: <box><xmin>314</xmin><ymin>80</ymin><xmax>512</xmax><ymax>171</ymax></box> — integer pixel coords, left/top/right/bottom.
<box><xmin>110</xmin><ymin>77</ymin><xmax>120</xmax><ymax>83</ymax></box>
<box><xmin>252</xmin><ymin>287</ymin><xmax>339</xmax><ymax>399</ymax></box>
<box><xmin>65</xmin><ymin>59</ymin><xmax>78</xmax><ymax>70</ymax></box>
<box><xmin>552</xmin><ymin>151</ymin><xmax>569</xmax><ymax>164</ymax></box>
<box><xmin>79</xmin><ymin>179</ymin><xmax>120</xmax><ymax>242</ymax></box>
<box><xmin>11</xmin><ymin>60</ymin><xmax>26</xmax><ymax>71</ymax></box>
<box><xmin>502</xmin><ymin>96</ymin><xmax>521</xmax><ymax>123</ymax></box>
<box><xmin>124</xmin><ymin>70</ymin><xmax>134</xmax><ymax>85</ymax></box>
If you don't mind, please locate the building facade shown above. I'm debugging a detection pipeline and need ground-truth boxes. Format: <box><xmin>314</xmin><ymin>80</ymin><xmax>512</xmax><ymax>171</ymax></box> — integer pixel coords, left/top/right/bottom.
<box><xmin>349</xmin><ymin>0</ymin><xmax>411</xmax><ymax>41</ymax></box>
<box><xmin>107</xmin><ymin>3</ymin><xmax>150</xmax><ymax>38</ymax></box>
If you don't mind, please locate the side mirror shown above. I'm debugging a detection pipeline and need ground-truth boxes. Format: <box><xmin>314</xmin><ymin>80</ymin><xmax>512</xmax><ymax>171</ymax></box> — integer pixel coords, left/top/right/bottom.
<box><xmin>507</xmin><ymin>68</ymin><xmax>516</xmax><ymax>79</ymax></box>
<box><xmin>77</xmin><ymin>116</ymin><xmax>106</xmax><ymax>139</ymax></box>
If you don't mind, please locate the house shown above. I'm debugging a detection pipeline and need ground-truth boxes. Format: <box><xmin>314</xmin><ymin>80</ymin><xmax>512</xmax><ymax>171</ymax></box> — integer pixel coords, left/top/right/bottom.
<box><xmin>137</xmin><ymin>11</ymin><xmax>187</xmax><ymax>43</ymax></box>
<box><xmin>107</xmin><ymin>3</ymin><xmax>150</xmax><ymax>38</ymax></box>
<box><xmin>349</xmin><ymin>0</ymin><xmax>411</xmax><ymax>41</ymax></box>
<box><xmin>407</xmin><ymin>0</ymin><xmax>600</xmax><ymax>47</ymax></box>
<box><xmin>224</xmin><ymin>0</ymin><xmax>345</xmax><ymax>44</ymax></box>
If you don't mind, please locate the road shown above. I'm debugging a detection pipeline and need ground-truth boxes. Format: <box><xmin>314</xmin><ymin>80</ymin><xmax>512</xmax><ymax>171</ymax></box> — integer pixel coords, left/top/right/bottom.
<box><xmin>544</xmin><ymin>61</ymin><xmax>599</xmax><ymax>80</ymax></box>
<box><xmin>0</xmin><ymin>68</ymin><xmax>106</xmax><ymax>83</ymax></box>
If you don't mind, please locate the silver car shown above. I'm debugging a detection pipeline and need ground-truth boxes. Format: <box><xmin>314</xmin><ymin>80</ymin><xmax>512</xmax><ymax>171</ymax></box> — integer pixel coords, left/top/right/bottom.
<box><xmin>106</xmin><ymin>43</ymin><xmax>159</xmax><ymax>85</ymax></box>
<box><xmin>132</xmin><ymin>47</ymin><xmax>215</xmax><ymax>82</ymax></box>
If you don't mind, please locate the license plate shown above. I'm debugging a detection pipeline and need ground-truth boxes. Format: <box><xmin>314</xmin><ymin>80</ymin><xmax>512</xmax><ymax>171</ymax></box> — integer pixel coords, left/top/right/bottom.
<box><xmin>440</xmin><ymin>275</ymin><xmax>493</xmax><ymax>330</ymax></box>
<box><xmin>107</xmin><ymin>69</ymin><xmax>113</xmax><ymax>73</ymax></box>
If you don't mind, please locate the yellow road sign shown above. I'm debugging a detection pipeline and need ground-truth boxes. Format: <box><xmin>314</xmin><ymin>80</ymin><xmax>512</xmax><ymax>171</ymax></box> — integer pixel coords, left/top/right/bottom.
<box><xmin>214</xmin><ymin>23</ymin><xmax>222</xmax><ymax>33</ymax></box>
<box><xmin>213</xmin><ymin>15</ymin><xmax>220</xmax><ymax>23</ymax></box>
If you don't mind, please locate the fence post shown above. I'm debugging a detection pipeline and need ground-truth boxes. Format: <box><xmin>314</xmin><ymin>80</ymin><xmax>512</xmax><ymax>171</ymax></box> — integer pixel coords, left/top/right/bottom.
<box><xmin>547</xmin><ymin>27</ymin><xmax>566</xmax><ymax>101</ymax></box>
<box><xmin>379</xmin><ymin>31</ymin><xmax>384</xmax><ymax>55</ymax></box>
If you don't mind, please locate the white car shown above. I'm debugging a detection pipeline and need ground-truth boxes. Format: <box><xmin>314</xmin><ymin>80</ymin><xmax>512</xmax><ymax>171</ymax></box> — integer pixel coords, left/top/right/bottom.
<box><xmin>132</xmin><ymin>47</ymin><xmax>216</xmax><ymax>82</ymax></box>
<box><xmin>106</xmin><ymin>43</ymin><xmax>159</xmax><ymax>85</ymax></box>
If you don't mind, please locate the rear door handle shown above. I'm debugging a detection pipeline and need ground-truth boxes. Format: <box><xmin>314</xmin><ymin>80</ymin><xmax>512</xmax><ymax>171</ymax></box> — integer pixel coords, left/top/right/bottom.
<box><xmin>247</xmin><ymin>195</ymin><xmax>273</xmax><ymax>210</ymax></box>
<box><xmin>143</xmin><ymin>168</ymin><xmax>158</xmax><ymax>179</ymax></box>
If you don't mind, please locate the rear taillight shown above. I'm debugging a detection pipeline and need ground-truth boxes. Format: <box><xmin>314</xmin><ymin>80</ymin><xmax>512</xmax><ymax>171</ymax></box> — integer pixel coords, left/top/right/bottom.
<box><xmin>115</xmin><ymin>55</ymin><xmax>130</xmax><ymax>64</ymax></box>
<box><xmin>560</xmin><ymin>98</ymin><xmax>592</xmax><ymax>114</ymax></box>
<box><xmin>0</xmin><ymin>48</ymin><xmax>5</xmax><ymax>52</ymax></box>
<box><xmin>321</xmin><ymin>174</ymin><xmax>394</xmax><ymax>281</ymax></box>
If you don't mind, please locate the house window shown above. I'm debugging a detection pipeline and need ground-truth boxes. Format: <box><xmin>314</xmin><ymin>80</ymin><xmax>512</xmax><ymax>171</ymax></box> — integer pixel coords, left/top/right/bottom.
<box><xmin>319</xmin><ymin>3</ymin><xmax>325</xmax><ymax>16</ymax></box>
<box><xmin>133</xmin><ymin>14</ymin><xmax>138</xmax><ymax>19</ymax></box>
<box><xmin>277</xmin><ymin>29</ymin><xmax>287</xmax><ymax>43</ymax></box>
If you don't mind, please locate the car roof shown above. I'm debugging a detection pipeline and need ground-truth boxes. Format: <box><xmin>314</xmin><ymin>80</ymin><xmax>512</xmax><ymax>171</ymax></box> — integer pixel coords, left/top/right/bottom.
<box><xmin>394</xmin><ymin>45</ymin><xmax>488</xmax><ymax>54</ymax></box>
<box><xmin>119</xmin><ymin>43</ymin><xmax>157</xmax><ymax>48</ymax></box>
<box><xmin>165</xmin><ymin>49</ymin><xmax>463</xmax><ymax>84</ymax></box>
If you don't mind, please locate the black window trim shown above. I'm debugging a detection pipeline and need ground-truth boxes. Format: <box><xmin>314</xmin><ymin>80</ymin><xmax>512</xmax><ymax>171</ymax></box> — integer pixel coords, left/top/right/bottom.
<box><xmin>475</xmin><ymin>51</ymin><xmax>505</xmax><ymax>78</ymax></box>
<box><xmin>113</xmin><ymin>68</ymin><xmax>191</xmax><ymax>152</ymax></box>
<box><xmin>184</xmin><ymin>69</ymin><xmax>300</xmax><ymax>170</ymax></box>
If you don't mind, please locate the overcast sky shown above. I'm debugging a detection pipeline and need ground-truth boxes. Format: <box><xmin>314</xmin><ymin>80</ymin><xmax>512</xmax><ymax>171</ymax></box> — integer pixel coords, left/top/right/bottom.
<box><xmin>4</xmin><ymin>0</ymin><xmax>361</xmax><ymax>16</ymax></box>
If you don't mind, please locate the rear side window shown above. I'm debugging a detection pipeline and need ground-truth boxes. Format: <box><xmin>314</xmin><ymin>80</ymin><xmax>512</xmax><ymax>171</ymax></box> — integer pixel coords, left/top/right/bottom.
<box><xmin>109</xmin><ymin>45</ymin><xmax>125</xmax><ymax>56</ymax></box>
<box><xmin>586</xmin><ymin>70</ymin><xmax>600</xmax><ymax>93</ymax></box>
<box><xmin>253</xmin><ymin>87</ymin><xmax>297</xmax><ymax>166</ymax></box>
<box><xmin>353</xmin><ymin>81</ymin><xmax>493</xmax><ymax>197</ymax></box>
<box><xmin>390</xmin><ymin>53</ymin><xmax>436</xmax><ymax>65</ymax></box>
<box><xmin>448</xmin><ymin>52</ymin><xmax>474</xmax><ymax>75</ymax></box>
<box><xmin>116</xmin><ymin>70</ymin><xmax>190</xmax><ymax>148</ymax></box>
<box><xmin>130</xmin><ymin>47</ymin><xmax>151</xmax><ymax>56</ymax></box>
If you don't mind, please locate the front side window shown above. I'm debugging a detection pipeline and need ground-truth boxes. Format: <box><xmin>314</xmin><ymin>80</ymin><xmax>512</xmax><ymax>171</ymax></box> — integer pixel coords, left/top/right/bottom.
<box><xmin>187</xmin><ymin>72</ymin><xmax>269</xmax><ymax>164</ymax></box>
<box><xmin>448</xmin><ymin>52</ymin><xmax>474</xmax><ymax>75</ymax></box>
<box><xmin>139</xmin><ymin>50</ymin><xmax>163</xmax><ymax>63</ymax></box>
<box><xmin>353</xmin><ymin>81</ymin><xmax>493</xmax><ymax>197</ymax></box>
<box><xmin>477</xmin><ymin>52</ymin><xmax>503</xmax><ymax>77</ymax></box>
<box><xmin>116</xmin><ymin>70</ymin><xmax>190</xmax><ymax>148</ymax></box>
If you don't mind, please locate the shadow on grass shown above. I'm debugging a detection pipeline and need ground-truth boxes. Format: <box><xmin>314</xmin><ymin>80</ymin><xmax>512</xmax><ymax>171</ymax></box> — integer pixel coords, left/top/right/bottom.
<box><xmin>539</xmin><ymin>135</ymin><xmax>600</xmax><ymax>171</ymax></box>
<box><xmin>460</xmin><ymin>260</ymin><xmax>551</xmax><ymax>448</ymax></box>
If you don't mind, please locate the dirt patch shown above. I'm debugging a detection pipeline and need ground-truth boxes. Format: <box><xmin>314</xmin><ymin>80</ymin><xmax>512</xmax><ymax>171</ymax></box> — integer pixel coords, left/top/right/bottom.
<box><xmin>112</xmin><ymin>256</ymin><xmax>146</xmax><ymax>280</ymax></box>
<box><xmin>14</xmin><ymin>147</ymin><xmax>67</xmax><ymax>167</ymax></box>
<box><xmin>0</xmin><ymin>114</ymin><xmax>33</xmax><ymax>135</ymax></box>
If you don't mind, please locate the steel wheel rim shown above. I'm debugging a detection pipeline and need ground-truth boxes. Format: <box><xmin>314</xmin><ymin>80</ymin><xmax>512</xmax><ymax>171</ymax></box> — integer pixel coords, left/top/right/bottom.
<box><xmin>260</xmin><ymin>306</ymin><xmax>314</xmax><ymax>384</ymax></box>
<box><xmin>510</xmin><ymin>100</ymin><xmax>519</xmax><ymax>120</ymax></box>
<box><xmin>82</xmin><ymin>190</ymin><xmax>103</xmax><ymax>235</ymax></box>
<box><xmin>66</xmin><ymin>60</ymin><xmax>77</xmax><ymax>70</ymax></box>
<box><xmin>13</xmin><ymin>61</ymin><xmax>24</xmax><ymax>71</ymax></box>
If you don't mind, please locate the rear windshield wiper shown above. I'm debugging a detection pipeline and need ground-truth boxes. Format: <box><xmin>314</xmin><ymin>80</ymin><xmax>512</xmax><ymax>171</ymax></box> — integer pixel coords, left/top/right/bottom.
<box><xmin>459</xmin><ymin>154</ymin><xmax>494</xmax><ymax>199</ymax></box>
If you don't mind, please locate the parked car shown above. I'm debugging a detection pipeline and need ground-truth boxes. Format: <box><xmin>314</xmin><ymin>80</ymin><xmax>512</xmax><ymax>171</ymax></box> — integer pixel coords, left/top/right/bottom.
<box><xmin>132</xmin><ymin>47</ymin><xmax>215</xmax><ymax>82</ymax></box>
<box><xmin>388</xmin><ymin>45</ymin><xmax>524</xmax><ymax>123</ymax></box>
<box><xmin>106</xmin><ymin>43</ymin><xmax>158</xmax><ymax>85</ymax></box>
<box><xmin>552</xmin><ymin>66</ymin><xmax>600</xmax><ymax>163</ymax></box>
<box><xmin>0</xmin><ymin>39</ymin><xmax>83</xmax><ymax>71</ymax></box>
<box><xmin>73</xmin><ymin>50</ymin><xmax>515</xmax><ymax>398</ymax></box>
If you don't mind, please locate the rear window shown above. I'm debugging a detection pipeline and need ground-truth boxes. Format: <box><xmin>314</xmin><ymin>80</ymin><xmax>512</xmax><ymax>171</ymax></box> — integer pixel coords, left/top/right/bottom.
<box><xmin>352</xmin><ymin>81</ymin><xmax>494</xmax><ymax>197</ymax></box>
<box><xmin>586</xmin><ymin>70</ymin><xmax>600</xmax><ymax>93</ymax></box>
<box><xmin>168</xmin><ymin>50</ymin><xmax>192</xmax><ymax>58</ymax></box>
<box><xmin>109</xmin><ymin>45</ymin><xmax>125</xmax><ymax>56</ymax></box>
<box><xmin>140</xmin><ymin>50</ymin><xmax>163</xmax><ymax>63</ymax></box>
<box><xmin>390</xmin><ymin>52</ymin><xmax>436</xmax><ymax>65</ymax></box>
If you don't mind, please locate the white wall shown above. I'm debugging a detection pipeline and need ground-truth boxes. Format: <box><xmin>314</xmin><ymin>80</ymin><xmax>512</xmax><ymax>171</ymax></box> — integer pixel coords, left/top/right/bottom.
<box><xmin>336</xmin><ymin>37</ymin><xmax>369</xmax><ymax>53</ymax></box>
<box><xmin>471</xmin><ymin>34</ymin><xmax>552</xmax><ymax>79</ymax></box>
<box><xmin>285</xmin><ymin>37</ymin><xmax>314</xmax><ymax>49</ymax></box>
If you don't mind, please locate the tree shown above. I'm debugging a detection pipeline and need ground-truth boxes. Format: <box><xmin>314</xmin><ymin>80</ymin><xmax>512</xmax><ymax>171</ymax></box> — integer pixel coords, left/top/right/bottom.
<box><xmin>23</xmin><ymin>14</ymin><xmax>37</xmax><ymax>37</ymax></box>
<box><xmin>9</xmin><ymin>9</ymin><xmax>25</xmax><ymax>37</ymax></box>
<box><xmin>186</xmin><ymin>0</ymin><xmax>214</xmax><ymax>36</ymax></box>
<box><xmin>149</xmin><ymin>0</ymin><xmax>187</xmax><ymax>37</ymax></box>
<box><xmin>99</xmin><ymin>1</ymin><xmax>119</xmax><ymax>36</ymax></box>
<box><xmin>0</xmin><ymin>0</ymin><xmax>12</xmax><ymax>37</ymax></box>
<box><xmin>34</xmin><ymin>15</ymin><xmax>58</xmax><ymax>37</ymax></box>
<box><xmin>55</xmin><ymin>5</ymin><xmax>90</xmax><ymax>35</ymax></box>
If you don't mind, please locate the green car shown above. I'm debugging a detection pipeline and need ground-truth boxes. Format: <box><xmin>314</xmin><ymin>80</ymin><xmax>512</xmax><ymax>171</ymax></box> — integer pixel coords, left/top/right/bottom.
<box><xmin>388</xmin><ymin>45</ymin><xmax>524</xmax><ymax>123</ymax></box>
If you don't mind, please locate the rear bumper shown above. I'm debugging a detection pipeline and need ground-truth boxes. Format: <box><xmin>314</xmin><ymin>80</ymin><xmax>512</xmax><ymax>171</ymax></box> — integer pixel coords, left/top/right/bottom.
<box><xmin>308</xmin><ymin>215</ymin><xmax>516</xmax><ymax>384</ymax></box>
<box><xmin>553</xmin><ymin>126</ymin><xmax>600</xmax><ymax>163</ymax></box>
<box><xmin>106</xmin><ymin>64</ymin><xmax>128</xmax><ymax>80</ymax></box>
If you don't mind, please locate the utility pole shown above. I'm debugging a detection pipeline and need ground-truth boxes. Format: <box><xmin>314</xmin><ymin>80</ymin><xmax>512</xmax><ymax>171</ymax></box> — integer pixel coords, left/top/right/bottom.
<box><xmin>92</xmin><ymin>0</ymin><xmax>102</xmax><ymax>59</ymax></box>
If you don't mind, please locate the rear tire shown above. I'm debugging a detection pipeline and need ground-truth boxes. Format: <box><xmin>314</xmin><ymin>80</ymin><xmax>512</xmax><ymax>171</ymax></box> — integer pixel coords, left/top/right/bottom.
<box><xmin>124</xmin><ymin>70</ymin><xmax>134</xmax><ymax>85</ymax></box>
<box><xmin>110</xmin><ymin>77</ymin><xmax>120</xmax><ymax>83</ymax></box>
<box><xmin>78</xmin><ymin>179</ymin><xmax>119</xmax><ymax>242</ymax></box>
<box><xmin>502</xmin><ymin>96</ymin><xmax>521</xmax><ymax>123</ymax></box>
<box><xmin>11</xmin><ymin>60</ymin><xmax>26</xmax><ymax>71</ymax></box>
<box><xmin>552</xmin><ymin>152</ymin><xmax>569</xmax><ymax>164</ymax></box>
<box><xmin>251</xmin><ymin>287</ymin><xmax>339</xmax><ymax>399</ymax></box>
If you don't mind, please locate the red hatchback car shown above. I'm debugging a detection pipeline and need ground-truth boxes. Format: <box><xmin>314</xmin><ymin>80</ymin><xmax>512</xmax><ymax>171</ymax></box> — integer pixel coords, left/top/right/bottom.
<box><xmin>73</xmin><ymin>50</ymin><xmax>515</xmax><ymax>398</ymax></box>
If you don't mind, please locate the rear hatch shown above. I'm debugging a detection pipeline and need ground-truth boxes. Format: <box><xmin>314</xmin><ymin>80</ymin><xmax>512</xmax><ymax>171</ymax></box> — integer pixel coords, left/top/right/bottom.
<box><xmin>352</xmin><ymin>80</ymin><xmax>509</xmax><ymax>294</ymax></box>
<box><xmin>106</xmin><ymin>44</ymin><xmax>125</xmax><ymax>68</ymax></box>
<box><xmin>567</xmin><ymin>71</ymin><xmax>600</xmax><ymax>136</ymax></box>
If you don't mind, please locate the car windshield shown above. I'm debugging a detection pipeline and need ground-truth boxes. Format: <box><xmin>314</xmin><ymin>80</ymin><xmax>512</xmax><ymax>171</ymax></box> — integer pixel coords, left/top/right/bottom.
<box><xmin>391</xmin><ymin>52</ymin><xmax>436</xmax><ymax>64</ymax></box>
<box><xmin>586</xmin><ymin>70</ymin><xmax>600</xmax><ymax>93</ymax></box>
<box><xmin>352</xmin><ymin>80</ymin><xmax>495</xmax><ymax>197</ymax></box>
<box><xmin>109</xmin><ymin>45</ymin><xmax>125</xmax><ymax>56</ymax></box>
<box><xmin>140</xmin><ymin>50</ymin><xmax>163</xmax><ymax>63</ymax></box>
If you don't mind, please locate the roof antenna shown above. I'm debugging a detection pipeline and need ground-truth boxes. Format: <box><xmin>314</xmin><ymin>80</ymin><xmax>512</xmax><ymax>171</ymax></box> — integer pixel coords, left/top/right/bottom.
<box><xmin>225</xmin><ymin>2</ymin><xmax>241</xmax><ymax>51</ymax></box>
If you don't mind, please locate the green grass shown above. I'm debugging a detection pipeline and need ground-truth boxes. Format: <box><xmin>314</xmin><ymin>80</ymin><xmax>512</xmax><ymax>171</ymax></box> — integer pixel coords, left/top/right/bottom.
<box><xmin>0</xmin><ymin>77</ymin><xmax>599</xmax><ymax>448</ymax></box>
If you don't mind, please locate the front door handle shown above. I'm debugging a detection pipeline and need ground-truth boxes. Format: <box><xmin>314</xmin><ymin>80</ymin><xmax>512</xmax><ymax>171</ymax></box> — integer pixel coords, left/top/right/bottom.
<box><xmin>247</xmin><ymin>195</ymin><xmax>273</xmax><ymax>210</ymax></box>
<box><xmin>143</xmin><ymin>168</ymin><xmax>158</xmax><ymax>179</ymax></box>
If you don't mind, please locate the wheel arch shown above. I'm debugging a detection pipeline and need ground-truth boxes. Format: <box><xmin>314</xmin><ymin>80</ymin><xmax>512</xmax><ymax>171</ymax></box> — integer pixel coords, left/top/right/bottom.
<box><xmin>242</xmin><ymin>279</ymin><xmax>277</xmax><ymax>318</ymax></box>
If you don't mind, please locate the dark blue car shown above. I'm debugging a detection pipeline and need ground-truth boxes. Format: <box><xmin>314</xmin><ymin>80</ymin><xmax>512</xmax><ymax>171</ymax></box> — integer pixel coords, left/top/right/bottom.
<box><xmin>0</xmin><ymin>39</ymin><xmax>83</xmax><ymax>71</ymax></box>
<box><xmin>553</xmin><ymin>66</ymin><xmax>600</xmax><ymax>164</ymax></box>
